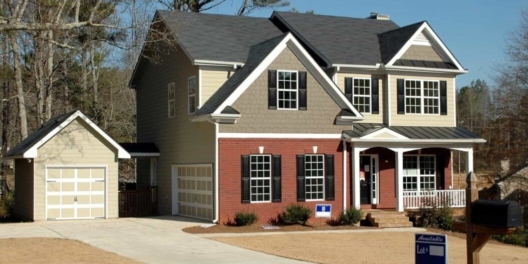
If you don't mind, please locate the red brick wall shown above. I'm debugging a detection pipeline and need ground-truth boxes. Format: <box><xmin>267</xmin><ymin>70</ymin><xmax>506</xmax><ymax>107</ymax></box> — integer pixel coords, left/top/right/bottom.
<box><xmin>218</xmin><ymin>138</ymin><xmax>347</xmax><ymax>224</ymax></box>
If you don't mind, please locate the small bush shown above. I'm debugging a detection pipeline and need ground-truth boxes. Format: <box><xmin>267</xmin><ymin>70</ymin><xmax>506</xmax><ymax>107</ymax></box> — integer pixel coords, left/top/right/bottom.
<box><xmin>0</xmin><ymin>192</ymin><xmax>15</xmax><ymax>219</ymax></box>
<box><xmin>415</xmin><ymin>197</ymin><xmax>454</xmax><ymax>230</ymax></box>
<box><xmin>279</xmin><ymin>204</ymin><xmax>312</xmax><ymax>225</ymax></box>
<box><xmin>232</xmin><ymin>211</ymin><xmax>259</xmax><ymax>226</ymax></box>
<box><xmin>493</xmin><ymin>227</ymin><xmax>527</xmax><ymax>247</ymax></box>
<box><xmin>338</xmin><ymin>207</ymin><xmax>363</xmax><ymax>225</ymax></box>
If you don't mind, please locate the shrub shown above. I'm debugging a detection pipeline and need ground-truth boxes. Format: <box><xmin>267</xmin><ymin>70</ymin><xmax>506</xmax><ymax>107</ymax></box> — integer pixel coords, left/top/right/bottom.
<box><xmin>0</xmin><ymin>192</ymin><xmax>15</xmax><ymax>219</ymax></box>
<box><xmin>338</xmin><ymin>207</ymin><xmax>363</xmax><ymax>225</ymax></box>
<box><xmin>279</xmin><ymin>204</ymin><xmax>312</xmax><ymax>225</ymax></box>
<box><xmin>493</xmin><ymin>227</ymin><xmax>527</xmax><ymax>247</ymax></box>
<box><xmin>233</xmin><ymin>211</ymin><xmax>259</xmax><ymax>226</ymax></box>
<box><xmin>415</xmin><ymin>197</ymin><xmax>454</xmax><ymax>230</ymax></box>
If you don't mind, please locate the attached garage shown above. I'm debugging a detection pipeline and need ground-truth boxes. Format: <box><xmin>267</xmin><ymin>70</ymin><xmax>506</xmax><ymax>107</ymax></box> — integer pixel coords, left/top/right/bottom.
<box><xmin>6</xmin><ymin>110</ymin><xmax>130</xmax><ymax>221</ymax></box>
<box><xmin>172</xmin><ymin>164</ymin><xmax>214</xmax><ymax>220</ymax></box>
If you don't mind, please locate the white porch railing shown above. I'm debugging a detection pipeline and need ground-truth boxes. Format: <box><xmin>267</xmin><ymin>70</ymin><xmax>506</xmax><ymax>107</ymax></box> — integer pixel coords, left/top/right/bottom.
<box><xmin>403</xmin><ymin>189</ymin><xmax>466</xmax><ymax>209</ymax></box>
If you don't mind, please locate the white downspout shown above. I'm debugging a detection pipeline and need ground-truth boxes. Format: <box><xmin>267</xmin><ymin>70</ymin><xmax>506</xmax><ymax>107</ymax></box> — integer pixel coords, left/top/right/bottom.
<box><xmin>342</xmin><ymin>140</ymin><xmax>347</xmax><ymax>211</ymax></box>
<box><xmin>450</xmin><ymin>150</ymin><xmax>454</xmax><ymax>189</ymax></box>
<box><xmin>212</xmin><ymin>122</ymin><xmax>219</xmax><ymax>223</ymax></box>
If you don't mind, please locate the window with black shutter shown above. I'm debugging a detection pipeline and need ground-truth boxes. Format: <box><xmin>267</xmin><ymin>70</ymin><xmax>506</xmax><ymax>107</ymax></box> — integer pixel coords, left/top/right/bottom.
<box><xmin>397</xmin><ymin>79</ymin><xmax>405</xmax><ymax>114</ymax></box>
<box><xmin>325</xmin><ymin>154</ymin><xmax>335</xmax><ymax>201</ymax></box>
<box><xmin>440</xmin><ymin>81</ymin><xmax>447</xmax><ymax>115</ymax></box>
<box><xmin>268</xmin><ymin>70</ymin><xmax>277</xmax><ymax>109</ymax></box>
<box><xmin>241</xmin><ymin>154</ymin><xmax>281</xmax><ymax>203</ymax></box>
<box><xmin>297</xmin><ymin>154</ymin><xmax>331</xmax><ymax>201</ymax></box>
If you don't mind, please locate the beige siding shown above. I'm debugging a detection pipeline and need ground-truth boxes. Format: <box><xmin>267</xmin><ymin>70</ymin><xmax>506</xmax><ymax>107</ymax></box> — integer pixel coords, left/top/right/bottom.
<box><xmin>33</xmin><ymin>119</ymin><xmax>119</xmax><ymax>221</ymax></box>
<box><xmin>336</xmin><ymin>72</ymin><xmax>384</xmax><ymax>124</ymax></box>
<box><xmin>14</xmin><ymin>159</ymin><xmax>34</xmax><ymax>220</ymax></box>
<box><xmin>200</xmin><ymin>68</ymin><xmax>232</xmax><ymax>106</ymax></box>
<box><xmin>135</xmin><ymin>44</ymin><xmax>216</xmax><ymax>215</ymax></box>
<box><xmin>400</xmin><ymin>45</ymin><xmax>443</xmax><ymax>62</ymax></box>
<box><xmin>390</xmin><ymin>73</ymin><xmax>456</xmax><ymax>127</ymax></box>
<box><xmin>371</xmin><ymin>131</ymin><xmax>398</xmax><ymax>139</ymax></box>
<box><xmin>219</xmin><ymin>47</ymin><xmax>347</xmax><ymax>134</ymax></box>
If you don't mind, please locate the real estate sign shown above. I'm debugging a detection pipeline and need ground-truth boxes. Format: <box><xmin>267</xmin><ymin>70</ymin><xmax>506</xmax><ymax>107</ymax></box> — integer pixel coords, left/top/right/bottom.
<box><xmin>415</xmin><ymin>233</ymin><xmax>447</xmax><ymax>264</ymax></box>
<box><xmin>315</xmin><ymin>204</ymin><xmax>331</xmax><ymax>218</ymax></box>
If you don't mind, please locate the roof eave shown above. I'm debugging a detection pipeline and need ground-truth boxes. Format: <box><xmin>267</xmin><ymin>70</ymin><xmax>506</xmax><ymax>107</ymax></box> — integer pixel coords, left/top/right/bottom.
<box><xmin>383</xmin><ymin>65</ymin><xmax>468</xmax><ymax>75</ymax></box>
<box><xmin>348</xmin><ymin>138</ymin><xmax>486</xmax><ymax>143</ymax></box>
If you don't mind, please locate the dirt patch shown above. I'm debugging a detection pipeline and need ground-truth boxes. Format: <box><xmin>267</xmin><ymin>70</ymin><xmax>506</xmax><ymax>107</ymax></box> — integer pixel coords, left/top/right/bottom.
<box><xmin>0</xmin><ymin>238</ymin><xmax>141</xmax><ymax>264</ymax></box>
<box><xmin>212</xmin><ymin>231</ymin><xmax>528</xmax><ymax>264</ymax></box>
<box><xmin>184</xmin><ymin>223</ymin><xmax>374</xmax><ymax>234</ymax></box>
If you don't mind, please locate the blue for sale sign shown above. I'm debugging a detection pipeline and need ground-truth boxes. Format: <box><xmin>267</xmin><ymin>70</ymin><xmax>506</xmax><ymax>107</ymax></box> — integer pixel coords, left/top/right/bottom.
<box><xmin>415</xmin><ymin>233</ymin><xmax>447</xmax><ymax>264</ymax></box>
<box><xmin>315</xmin><ymin>204</ymin><xmax>331</xmax><ymax>218</ymax></box>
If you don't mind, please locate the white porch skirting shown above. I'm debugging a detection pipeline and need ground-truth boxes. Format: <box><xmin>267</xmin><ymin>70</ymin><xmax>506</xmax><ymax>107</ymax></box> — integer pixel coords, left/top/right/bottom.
<box><xmin>403</xmin><ymin>189</ymin><xmax>466</xmax><ymax>209</ymax></box>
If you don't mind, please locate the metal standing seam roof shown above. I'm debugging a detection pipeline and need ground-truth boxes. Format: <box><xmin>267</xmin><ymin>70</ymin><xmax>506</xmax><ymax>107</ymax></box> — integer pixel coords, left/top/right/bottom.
<box><xmin>272</xmin><ymin>11</ymin><xmax>400</xmax><ymax>66</ymax></box>
<box><xmin>157</xmin><ymin>10</ymin><xmax>284</xmax><ymax>63</ymax></box>
<box><xmin>343</xmin><ymin>123</ymin><xmax>483</xmax><ymax>140</ymax></box>
<box><xmin>6</xmin><ymin>111</ymin><xmax>78</xmax><ymax>157</ymax></box>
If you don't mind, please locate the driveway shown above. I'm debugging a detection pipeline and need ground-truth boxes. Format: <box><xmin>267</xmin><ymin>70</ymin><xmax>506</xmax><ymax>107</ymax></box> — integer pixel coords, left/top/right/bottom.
<box><xmin>0</xmin><ymin>216</ymin><xmax>308</xmax><ymax>264</ymax></box>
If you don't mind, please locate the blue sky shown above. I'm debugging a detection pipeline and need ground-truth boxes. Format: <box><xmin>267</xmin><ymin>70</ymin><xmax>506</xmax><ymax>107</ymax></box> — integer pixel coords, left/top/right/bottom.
<box><xmin>203</xmin><ymin>0</ymin><xmax>528</xmax><ymax>89</ymax></box>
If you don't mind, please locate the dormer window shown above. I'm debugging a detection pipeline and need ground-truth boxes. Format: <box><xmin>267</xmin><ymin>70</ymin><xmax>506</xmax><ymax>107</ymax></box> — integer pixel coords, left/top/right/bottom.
<box><xmin>277</xmin><ymin>70</ymin><xmax>298</xmax><ymax>110</ymax></box>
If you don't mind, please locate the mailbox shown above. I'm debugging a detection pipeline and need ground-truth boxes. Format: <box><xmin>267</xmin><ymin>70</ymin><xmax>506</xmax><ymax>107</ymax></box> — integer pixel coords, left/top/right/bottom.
<box><xmin>471</xmin><ymin>199</ymin><xmax>522</xmax><ymax>228</ymax></box>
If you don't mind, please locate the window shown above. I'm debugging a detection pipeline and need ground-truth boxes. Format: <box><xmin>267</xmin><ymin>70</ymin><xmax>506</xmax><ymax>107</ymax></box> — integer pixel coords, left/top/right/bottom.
<box><xmin>188</xmin><ymin>76</ymin><xmax>196</xmax><ymax>114</ymax></box>
<box><xmin>405</xmin><ymin>80</ymin><xmax>439</xmax><ymax>114</ymax></box>
<box><xmin>277</xmin><ymin>70</ymin><xmax>298</xmax><ymax>109</ymax></box>
<box><xmin>403</xmin><ymin>155</ymin><xmax>436</xmax><ymax>192</ymax></box>
<box><xmin>168</xmin><ymin>82</ymin><xmax>175</xmax><ymax>118</ymax></box>
<box><xmin>249</xmin><ymin>155</ymin><xmax>271</xmax><ymax>202</ymax></box>
<box><xmin>353</xmin><ymin>78</ymin><xmax>371</xmax><ymax>113</ymax></box>
<box><xmin>305</xmin><ymin>154</ymin><xmax>325</xmax><ymax>200</ymax></box>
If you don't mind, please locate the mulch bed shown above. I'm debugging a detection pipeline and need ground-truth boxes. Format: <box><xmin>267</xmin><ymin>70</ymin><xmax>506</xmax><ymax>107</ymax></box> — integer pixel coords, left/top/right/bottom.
<box><xmin>184</xmin><ymin>222</ymin><xmax>375</xmax><ymax>234</ymax></box>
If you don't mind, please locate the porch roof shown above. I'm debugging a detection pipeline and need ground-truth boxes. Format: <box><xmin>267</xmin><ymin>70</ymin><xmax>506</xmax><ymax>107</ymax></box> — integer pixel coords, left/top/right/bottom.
<box><xmin>119</xmin><ymin>143</ymin><xmax>160</xmax><ymax>157</ymax></box>
<box><xmin>343</xmin><ymin>123</ymin><xmax>485</xmax><ymax>143</ymax></box>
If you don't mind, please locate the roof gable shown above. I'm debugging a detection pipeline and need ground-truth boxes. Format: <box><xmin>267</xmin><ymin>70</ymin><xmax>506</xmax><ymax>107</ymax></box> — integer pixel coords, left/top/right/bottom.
<box><xmin>194</xmin><ymin>33</ymin><xmax>363</xmax><ymax>120</ymax></box>
<box><xmin>6</xmin><ymin>110</ymin><xmax>130</xmax><ymax>159</ymax></box>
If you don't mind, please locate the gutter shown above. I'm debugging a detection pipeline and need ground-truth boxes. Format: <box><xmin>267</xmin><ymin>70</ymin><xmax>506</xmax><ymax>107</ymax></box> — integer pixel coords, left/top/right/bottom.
<box><xmin>212</xmin><ymin>122</ymin><xmax>220</xmax><ymax>223</ymax></box>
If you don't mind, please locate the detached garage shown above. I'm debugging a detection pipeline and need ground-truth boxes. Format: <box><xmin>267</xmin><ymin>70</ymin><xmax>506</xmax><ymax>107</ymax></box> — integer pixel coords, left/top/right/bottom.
<box><xmin>6</xmin><ymin>110</ymin><xmax>130</xmax><ymax>221</ymax></box>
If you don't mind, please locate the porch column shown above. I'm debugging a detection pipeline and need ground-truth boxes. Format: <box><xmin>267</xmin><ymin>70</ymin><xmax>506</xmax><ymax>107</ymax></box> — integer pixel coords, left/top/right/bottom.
<box><xmin>466</xmin><ymin>148</ymin><xmax>474</xmax><ymax>174</ymax></box>
<box><xmin>395</xmin><ymin>149</ymin><xmax>404</xmax><ymax>212</ymax></box>
<box><xmin>353</xmin><ymin>147</ymin><xmax>361</xmax><ymax>209</ymax></box>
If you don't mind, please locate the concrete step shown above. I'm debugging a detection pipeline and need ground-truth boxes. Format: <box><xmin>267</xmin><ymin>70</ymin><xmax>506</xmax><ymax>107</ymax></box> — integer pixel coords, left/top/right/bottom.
<box><xmin>366</xmin><ymin>211</ymin><xmax>414</xmax><ymax>228</ymax></box>
<box><xmin>377</xmin><ymin>222</ymin><xmax>414</xmax><ymax>228</ymax></box>
<box><xmin>370</xmin><ymin>217</ymin><xmax>412</xmax><ymax>224</ymax></box>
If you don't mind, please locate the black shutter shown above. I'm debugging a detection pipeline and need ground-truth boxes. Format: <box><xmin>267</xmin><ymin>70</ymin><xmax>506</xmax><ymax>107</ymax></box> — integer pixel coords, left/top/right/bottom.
<box><xmin>345</xmin><ymin>78</ymin><xmax>353</xmax><ymax>103</ymax></box>
<box><xmin>298</xmin><ymin>71</ymin><xmax>307</xmax><ymax>110</ymax></box>
<box><xmin>241</xmin><ymin>155</ymin><xmax>250</xmax><ymax>203</ymax></box>
<box><xmin>296</xmin><ymin>155</ymin><xmax>306</xmax><ymax>202</ymax></box>
<box><xmin>325</xmin><ymin>154</ymin><xmax>335</xmax><ymax>201</ymax></box>
<box><xmin>268</xmin><ymin>70</ymin><xmax>277</xmax><ymax>109</ymax></box>
<box><xmin>272</xmin><ymin>155</ymin><xmax>282</xmax><ymax>202</ymax></box>
<box><xmin>397</xmin><ymin>79</ymin><xmax>405</xmax><ymax>114</ymax></box>
<box><xmin>440</xmin><ymin>81</ymin><xmax>447</xmax><ymax>115</ymax></box>
<box><xmin>371</xmin><ymin>78</ymin><xmax>380</xmax><ymax>114</ymax></box>
<box><xmin>436</xmin><ymin>153</ymin><xmax>445</xmax><ymax>190</ymax></box>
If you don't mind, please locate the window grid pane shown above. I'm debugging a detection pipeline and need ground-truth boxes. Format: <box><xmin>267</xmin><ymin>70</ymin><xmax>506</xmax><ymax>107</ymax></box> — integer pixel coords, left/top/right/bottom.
<box><xmin>250</xmin><ymin>155</ymin><xmax>271</xmax><ymax>202</ymax></box>
<box><xmin>352</xmin><ymin>78</ymin><xmax>371</xmax><ymax>113</ymax></box>
<box><xmin>405</xmin><ymin>80</ymin><xmax>421</xmax><ymax>114</ymax></box>
<box><xmin>423</xmin><ymin>81</ymin><xmax>439</xmax><ymax>114</ymax></box>
<box><xmin>277</xmin><ymin>71</ymin><xmax>298</xmax><ymax>109</ymax></box>
<box><xmin>305</xmin><ymin>155</ymin><xmax>324</xmax><ymax>200</ymax></box>
<box><xmin>188</xmin><ymin>76</ymin><xmax>197</xmax><ymax>113</ymax></box>
<box><xmin>403</xmin><ymin>155</ymin><xmax>436</xmax><ymax>192</ymax></box>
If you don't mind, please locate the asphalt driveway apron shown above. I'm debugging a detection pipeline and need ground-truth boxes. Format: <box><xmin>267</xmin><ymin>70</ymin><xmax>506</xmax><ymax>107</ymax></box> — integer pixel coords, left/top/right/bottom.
<box><xmin>0</xmin><ymin>216</ymin><xmax>308</xmax><ymax>264</ymax></box>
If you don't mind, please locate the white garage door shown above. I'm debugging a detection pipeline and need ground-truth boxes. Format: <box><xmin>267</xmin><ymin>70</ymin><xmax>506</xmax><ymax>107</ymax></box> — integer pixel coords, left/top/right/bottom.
<box><xmin>46</xmin><ymin>167</ymin><xmax>106</xmax><ymax>220</ymax></box>
<box><xmin>172</xmin><ymin>164</ymin><xmax>213</xmax><ymax>220</ymax></box>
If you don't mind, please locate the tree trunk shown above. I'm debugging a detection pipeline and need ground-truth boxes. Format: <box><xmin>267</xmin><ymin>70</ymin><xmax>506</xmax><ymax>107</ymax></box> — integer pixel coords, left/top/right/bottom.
<box><xmin>1</xmin><ymin>81</ymin><xmax>9</xmax><ymax>195</ymax></box>
<box><xmin>91</xmin><ymin>42</ymin><xmax>98</xmax><ymax>104</ymax></box>
<box><xmin>45</xmin><ymin>30</ymin><xmax>54</xmax><ymax>120</ymax></box>
<box><xmin>9</xmin><ymin>33</ymin><xmax>28</xmax><ymax>139</ymax></box>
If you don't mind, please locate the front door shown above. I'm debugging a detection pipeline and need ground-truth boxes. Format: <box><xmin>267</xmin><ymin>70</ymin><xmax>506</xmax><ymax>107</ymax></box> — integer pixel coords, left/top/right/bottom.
<box><xmin>360</xmin><ymin>156</ymin><xmax>371</xmax><ymax>204</ymax></box>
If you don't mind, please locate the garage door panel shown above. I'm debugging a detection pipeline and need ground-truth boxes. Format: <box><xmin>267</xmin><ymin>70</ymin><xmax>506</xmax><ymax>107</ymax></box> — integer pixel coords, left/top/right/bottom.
<box><xmin>77</xmin><ymin>208</ymin><xmax>91</xmax><ymax>218</ymax></box>
<box><xmin>91</xmin><ymin>195</ymin><xmax>104</xmax><ymax>204</ymax></box>
<box><xmin>92</xmin><ymin>182</ymin><xmax>104</xmax><ymax>191</ymax></box>
<box><xmin>47</xmin><ymin>182</ymin><xmax>61</xmax><ymax>192</ymax></box>
<box><xmin>48</xmin><ymin>169</ymin><xmax>61</xmax><ymax>179</ymax></box>
<box><xmin>48</xmin><ymin>209</ymin><xmax>60</xmax><ymax>218</ymax></box>
<box><xmin>174</xmin><ymin>165</ymin><xmax>213</xmax><ymax>221</ymax></box>
<box><xmin>47</xmin><ymin>196</ymin><xmax>61</xmax><ymax>205</ymax></box>
<box><xmin>78</xmin><ymin>182</ymin><xmax>91</xmax><ymax>192</ymax></box>
<box><xmin>62</xmin><ymin>182</ymin><xmax>75</xmax><ymax>192</ymax></box>
<box><xmin>77</xmin><ymin>195</ymin><xmax>91</xmax><ymax>204</ymax></box>
<box><xmin>61</xmin><ymin>208</ymin><xmax>74</xmax><ymax>218</ymax></box>
<box><xmin>62</xmin><ymin>169</ymin><xmax>75</xmax><ymax>179</ymax></box>
<box><xmin>91</xmin><ymin>208</ymin><xmax>104</xmax><ymax>217</ymax></box>
<box><xmin>92</xmin><ymin>169</ymin><xmax>104</xmax><ymax>179</ymax></box>
<box><xmin>78</xmin><ymin>169</ymin><xmax>91</xmax><ymax>178</ymax></box>
<box><xmin>62</xmin><ymin>195</ymin><xmax>75</xmax><ymax>205</ymax></box>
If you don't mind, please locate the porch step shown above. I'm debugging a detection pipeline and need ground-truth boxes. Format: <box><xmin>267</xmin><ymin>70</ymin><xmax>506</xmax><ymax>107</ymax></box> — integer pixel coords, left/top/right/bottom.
<box><xmin>366</xmin><ymin>211</ymin><xmax>413</xmax><ymax>228</ymax></box>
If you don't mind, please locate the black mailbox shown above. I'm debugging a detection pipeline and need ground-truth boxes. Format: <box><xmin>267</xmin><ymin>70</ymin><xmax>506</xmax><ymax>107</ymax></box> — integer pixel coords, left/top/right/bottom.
<box><xmin>471</xmin><ymin>199</ymin><xmax>522</xmax><ymax>228</ymax></box>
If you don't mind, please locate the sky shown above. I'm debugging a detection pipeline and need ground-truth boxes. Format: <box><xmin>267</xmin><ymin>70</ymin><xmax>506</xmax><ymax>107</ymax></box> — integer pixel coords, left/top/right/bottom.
<box><xmin>202</xmin><ymin>0</ymin><xmax>528</xmax><ymax>89</ymax></box>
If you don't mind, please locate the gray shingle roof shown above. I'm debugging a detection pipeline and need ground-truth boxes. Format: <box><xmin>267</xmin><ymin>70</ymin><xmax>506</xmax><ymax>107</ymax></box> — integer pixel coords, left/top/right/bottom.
<box><xmin>6</xmin><ymin>111</ymin><xmax>77</xmax><ymax>157</ymax></box>
<box><xmin>271</xmin><ymin>12</ymin><xmax>400</xmax><ymax>66</ymax></box>
<box><xmin>157</xmin><ymin>10</ymin><xmax>283</xmax><ymax>63</ymax></box>
<box><xmin>194</xmin><ymin>33</ymin><xmax>289</xmax><ymax>116</ymax></box>
<box><xmin>378</xmin><ymin>22</ymin><xmax>424</xmax><ymax>64</ymax></box>
<box><xmin>343</xmin><ymin>123</ymin><xmax>483</xmax><ymax>140</ymax></box>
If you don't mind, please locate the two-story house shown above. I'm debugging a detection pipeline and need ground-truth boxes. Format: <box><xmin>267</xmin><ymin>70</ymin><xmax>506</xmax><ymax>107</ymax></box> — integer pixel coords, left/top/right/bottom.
<box><xmin>129</xmin><ymin>11</ymin><xmax>485</xmax><ymax>223</ymax></box>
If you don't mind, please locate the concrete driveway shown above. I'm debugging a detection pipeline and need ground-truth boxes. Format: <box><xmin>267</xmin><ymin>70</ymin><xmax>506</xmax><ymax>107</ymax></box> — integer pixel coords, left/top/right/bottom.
<box><xmin>0</xmin><ymin>216</ymin><xmax>308</xmax><ymax>264</ymax></box>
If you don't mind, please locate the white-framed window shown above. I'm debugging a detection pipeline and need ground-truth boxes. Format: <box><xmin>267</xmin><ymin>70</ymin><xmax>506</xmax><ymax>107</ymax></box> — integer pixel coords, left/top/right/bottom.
<box><xmin>405</xmin><ymin>80</ymin><xmax>439</xmax><ymax>114</ymax></box>
<box><xmin>353</xmin><ymin>78</ymin><xmax>371</xmax><ymax>113</ymax></box>
<box><xmin>168</xmin><ymin>82</ymin><xmax>175</xmax><ymax>118</ymax></box>
<box><xmin>188</xmin><ymin>76</ymin><xmax>196</xmax><ymax>114</ymax></box>
<box><xmin>249</xmin><ymin>155</ymin><xmax>271</xmax><ymax>202</ymax></box>
<box><xmin>305</xmin><ymin>154</ymin><xmax>325</xmax><ymax>200</ymax></box>
<box><xmin>403</xmin><ymin>155</ymin><xmax>436</xmax><ymax>192</ymax></box>
<box><xmin>277</xmin><ymin>70</ymin><xmax>298</xmax><ymax>110</ymax></box>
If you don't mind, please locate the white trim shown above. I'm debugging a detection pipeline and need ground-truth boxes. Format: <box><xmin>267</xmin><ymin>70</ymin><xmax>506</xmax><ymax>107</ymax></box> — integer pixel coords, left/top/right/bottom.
<box><xmin>213</xmin><ymin>123</ymin><xmax>219</xmax><ymax>223</ymax></box>
<box><xmin>212</xmin><ymin>33</ymin><xmax>362</xmax><ymax>118</ymax></box>
<box><xmin>342</xmin><ymin>140</ymin><xmax>347</xmax><ymax>211</ymax></box>
<box><xmin>453</xmin><ymin>77</ymin><xmax>457</xmax><ymax>127</ymax></box>
<box><xmin>332</xmin><ymin>64</ymin><xmax>381</xmax><ymax>70</ymax></box>
<box><xmin>218</xmin><ymin>133</ymin><xmax>343</xmax><ymax>139</ymax></box>
<box><xmin>349</xmin><ymin>138</ymin><xmax>486</xmax><ymax>144</ymax></box>
<box><xmin>171</xmin><ymin>165</ymin><xmax>178</xmax><ymax>215</ymax></box>
<box><xmin>193</xmin><ymin>59</ymin><xmax>244</xmax><ymax>67</ymax></box>
<box><xmin>384</xmin><ymin>65</ymin><xmax>467</xmax><ymax>75</ymax></box>
<box><xmin>386</xmin><ymin>22</ymin><xmax>465</xmax><ymax>71</ymax></box>
<box><xmin>387</xmin><ymin>74</ymin><xmax>392</xmax><ymax>126</ymax></box>
<box><xmin>24</xmin><ymin>111</ymin><xmax>130</xmax><ymax>159</ymax></box>
<box><xmin>128</xmin><ymin>152</ymin><xmax>160</xmax><ymax>157</ymax></box>
<box><xmin>198</xmin><ymin>69</ymin><xmax>203</xmax><ymax>108</ymax></box>
<box><xmin>361</xmin><ymin>127</ymin><xmax>408</xmax><ymax>140</ymax></box>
